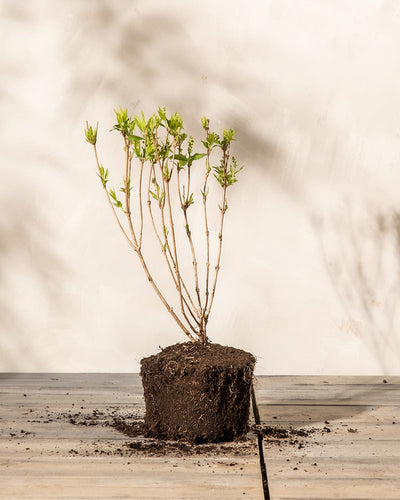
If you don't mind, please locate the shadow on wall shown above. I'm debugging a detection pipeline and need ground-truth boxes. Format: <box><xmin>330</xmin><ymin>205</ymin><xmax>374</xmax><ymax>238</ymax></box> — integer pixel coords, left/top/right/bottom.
<box><xmin>0</xmin><ymin>4</ymin><xmax>71</xmax><ymax>370</ymax></box>
<box><xmin>0</xmin><ymin>187</ymin><xmax>69</xmax><ymax>371</ymax></box>
<box><xmin>63</xmin><ymin>0</ymin><xmax>283</xmax><ymax>185</ymax></box>
<box><xmin>1</xmin><ymin>0</ymin><xmax>283</xmax><ymax>369</ymax></box>
<box><xmin>312</xmin><ymin>201</ymin><xmax>400</xmax><ymax>372</ymax></box>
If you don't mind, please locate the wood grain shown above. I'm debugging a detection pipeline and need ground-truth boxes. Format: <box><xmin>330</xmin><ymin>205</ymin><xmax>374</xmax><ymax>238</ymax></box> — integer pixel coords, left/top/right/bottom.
<box><xmin>0</xmin><ymin>373</ymin><xmax>262</xmax><ymax>499</ymax></box>
<box><xmin>257</xmin><ymin>376</ymin><xmax>400</xmax><ymax>500</ymax></box>
<box><xmin>1</xmin><ymin>374</ymin><xmax>399</xmax><ymax>499</ymax></box>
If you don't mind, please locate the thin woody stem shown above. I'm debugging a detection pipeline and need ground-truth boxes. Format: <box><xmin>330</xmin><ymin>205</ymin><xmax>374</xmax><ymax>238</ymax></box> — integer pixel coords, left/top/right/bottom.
<box><xmin>206</xmin><ymin>149</ymin><xmax>229</xmax><ymax>320</ymax></box>
<box><xmin>200</xmin><ymin>148</ymin><xmax>213</xmax><ymax>342</ymax></box>
<box><xmin>183</xmin><ymin>209</ymin><xmax>202</xmax><ymax>311</ymax></box>
<box><xmin>93</xmin><ymin>144</ymin><xmax>137</xmax><ymax>251</ymax></box>
<box><xmin>185</xmin><ymin>164</ymin><xmax>202</xmax><ymax>311</ymax></box>
<box><xmin>165</xmin><ymin>174</ymin><xmax>191</xmax><ymax>324</ymax></box>
<box><xmin>202</xmin><ymin>154</ymin><xmax>212</xmax><ymax>317</ymax></box>
<box><xmin>93</xmin><ymin>143</ymin><xmax>195</xmax><ymax>341</ymax></box>
<box><xmin>123</xmin><ymin>139</ymin><xmax>139</xmax><ymax>248</ymax></box>
<box><xmin>177</xmin><ymin>167</ymin><xmax>203</xmax><ymax>314</ymax></box>
<box><xmin>147</xmin><ymin>165</ymin><xmax>200</xmax><ymax>332</ymax></box>
<box><xmin>138</xmin><ymin>159</ymin><xmax>145</xmax><ymax>248</ymax></box>
<box><xmin>152</xmin><ymin>133</ymin><xmax>197</xmax><ymax>325</ymax></box>
<box><xmin>150</xmin><ymin>147</ymin><xmax>200</xmax><ymax>333</ymax></box>
<box><xmin>136</xmin><ymin>248</ymin><xmax>197</xmax><ymax>342</ymax></box>
<box><xmin>89</xmin><ymin>111</ymin><xmax>240</xmax><ymax>346</ymax></box>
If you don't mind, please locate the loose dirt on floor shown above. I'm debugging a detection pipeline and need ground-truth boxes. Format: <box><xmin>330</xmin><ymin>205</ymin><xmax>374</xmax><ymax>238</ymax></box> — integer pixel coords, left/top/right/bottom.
<box><xmin>19</xmin><ymin>404</ymin><xmax>333</xmax><ymax>459</ymax></box>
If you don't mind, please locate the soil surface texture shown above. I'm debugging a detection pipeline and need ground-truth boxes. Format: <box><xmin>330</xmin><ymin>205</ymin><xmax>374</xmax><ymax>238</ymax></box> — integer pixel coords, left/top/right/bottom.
<box><xmin>17</xmin><ymin>401</ymin><xmax>335</xmax><ymax>459</ymax></box>
<box><xmin>140</xmin><ymin>342</ymin><xmax>256</xmax><ymax>443</ymax></box>
<box><xmin>28</xmin><ymin>407</ymin><xmax>331</xmax><ymax>458</ymax></box>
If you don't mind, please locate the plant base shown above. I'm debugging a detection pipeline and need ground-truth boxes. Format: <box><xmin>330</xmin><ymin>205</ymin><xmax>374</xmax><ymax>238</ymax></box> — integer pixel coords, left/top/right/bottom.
<box><xmin>140</xmin><ymin>342</ymin><xmax>256</xmax><ymax>444</ymax></box>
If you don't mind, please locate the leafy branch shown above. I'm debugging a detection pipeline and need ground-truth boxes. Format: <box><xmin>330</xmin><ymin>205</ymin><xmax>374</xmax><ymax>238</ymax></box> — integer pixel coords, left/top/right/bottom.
<box><xmin>85</xmin><ymin>108</ymin><xmax>242</xmax><ymax>344</ymax></box>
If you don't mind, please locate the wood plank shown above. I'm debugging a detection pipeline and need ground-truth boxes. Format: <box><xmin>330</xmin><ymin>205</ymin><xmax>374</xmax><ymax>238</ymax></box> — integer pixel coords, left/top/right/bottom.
<box><xmin>0</xmin><ymin>457</ymin><xmax>262</xmax><ymax>500</ymax></box>
<box><xmin>267</xmin><ymin>478</ymin><xmax>400</xmax><ymax>500</ymax></box>
<box><xmin>254</xmin><ymin>376</ymin><xmax>400</xmax><ymax>385</ymax></box>
<box><xmin>257</xmin><ymin>404</ymin><xmax>400</xmax><ymax>424</ymax></box>
<box><xmin>2</xmin><ymin>374</ymin><xmax>399</xmax><ymax>499</ymax></box>
<box><xmin>257</xmin><ymin>376</ymin><xmax>400</xmax><ymax>500</ymax></box>
<box><xmin>0</xmin><ymin>373</ymin><xmax>263</xmax><ymax>499</ymax></box>
<box><xmin>254</xmin><ymin>382</ymin><xmax>400</xmax><ymax>406</ymax></box>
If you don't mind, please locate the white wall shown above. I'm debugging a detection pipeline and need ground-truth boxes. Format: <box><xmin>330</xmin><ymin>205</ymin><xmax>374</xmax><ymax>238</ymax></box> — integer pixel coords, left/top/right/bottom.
<box><xmin>1</xmin><ymin>0</ymin><xmax>400</xmax><ymax>374</ymax></box>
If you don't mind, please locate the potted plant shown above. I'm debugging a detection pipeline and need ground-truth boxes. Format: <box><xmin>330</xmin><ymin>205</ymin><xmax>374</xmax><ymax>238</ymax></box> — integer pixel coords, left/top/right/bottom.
<box><xmin>85</xmin><ymin>107</ymin><xmax>256</xmax><ymax>443</ymax></box>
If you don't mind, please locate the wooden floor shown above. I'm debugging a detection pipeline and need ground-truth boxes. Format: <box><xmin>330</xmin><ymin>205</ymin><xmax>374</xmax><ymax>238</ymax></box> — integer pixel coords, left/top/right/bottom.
<box><xmin>0</xmin><ymin>374</ymin><xmax>399</xmax><ymax>500</ymax></box>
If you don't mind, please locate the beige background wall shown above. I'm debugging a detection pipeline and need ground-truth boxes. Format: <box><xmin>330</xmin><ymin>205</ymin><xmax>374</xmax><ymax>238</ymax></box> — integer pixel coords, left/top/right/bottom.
<box><xmin>1</xmin><ymin>0</ymin><xmax>400</xmax><ymax>374</ymax></box>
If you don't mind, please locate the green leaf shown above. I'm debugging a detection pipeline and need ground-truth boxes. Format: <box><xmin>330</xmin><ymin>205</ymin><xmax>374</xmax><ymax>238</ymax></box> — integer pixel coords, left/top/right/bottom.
<box><xmin>220</xmin><ymin>128</ymin><xmax>236</xmax><ymax>150</ymax></box>
<box><xmin>163</xmin><ymin>165</ymin><xmax>171</xmax><ymax>181</ymax></box>
<box><xmin>201</xmin><ymin>117</ymin><xmax>209</xmax><ymax>130</ymax></box>
<box><xmin>158</xmin><ymin>107</ymin><xmax>167</xmax><ymax>122</ymax></box>
<box><xmin>173</xmin><ymin>154</ymin><xmax>187</xmax><ymax>162</ymax></box>
<box><xmin>85</xmin><ymin>123</ymin><xmax>98</xmax><ymax>145</ymax></box>
<box><xmin>190</xmin><ymin>153</ymin><xmax>206</xmax><ymax>162</ymax></box>
<box><xmin>145</xmin><ymin>140</ymin><xmax>155</xmax><ymax>161</ymax></box>
<box><xmin>202</xmin><ymin>132</ymin><xmax>220</xmax><ymax>151</ymax></box>
<box><xmin>109</xmin><ymin>188</ymin><xmax>123</xmax><ymax>208</ymax></box>
<box><xmin>134</xmin><ymin>141</ymin><xmax>142</xmax><ymax>157</ymax></box>
<box><xmin>187</xmin><ymin>136</ymin><xmax>194</xmax><ymax>156</ymax></box>
<box><xmin>135</xmin><ymin>112</ymin><xmax>147</xmax><ymax>133</ymax></box>
<box><xmin>97</xmin><ymin>164</ymin><xmax>108</xmax><ymax>186</ymax></box>
<box><xmin>177</xmin><ymin>132</ymin><xmax>188</xmax><ymax>146</ymax></box>
<box><xmin>115</xmin><ymin>108</ymin><xmax>129</xmax><ymax>126</ymax></box>
<box><xmin>113</xmin><ymin>108</ymin><xmax>135</xmax><ymax>137</ymax></box>
<box><xmin>127</xmin><ymin>134</ymin><xmax>143</xmax><ymax>142</ymax></box>
<box><xmin>201</xmin><ymin>188</ymin><xmax>209</xmax><ymax>201</ymax></box>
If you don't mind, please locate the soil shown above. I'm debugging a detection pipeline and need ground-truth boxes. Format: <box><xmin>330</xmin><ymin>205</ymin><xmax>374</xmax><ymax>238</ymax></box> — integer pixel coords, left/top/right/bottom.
<box><xmin>19</xmin><ymin>403</ymin><xmax>334</xmax><ymax>459</ymax></box>
<box><xmin>140</xmin><ymin>342</ymin><xmax>256</xmax><ymax>443</ymax></box>
<box><xmin>36</xmin><ymin>407</ymin><xmax>258</xmax><ymax>457</ymax></box>
<box><xmin>25</xmin><ymin>406</ymin><xmax>332</xmax><ymax>457</ymax></box>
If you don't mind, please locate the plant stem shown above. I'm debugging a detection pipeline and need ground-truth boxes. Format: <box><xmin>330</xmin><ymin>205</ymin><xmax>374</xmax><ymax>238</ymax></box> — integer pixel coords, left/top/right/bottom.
<box><xmin>202</xmin><ymin>155</ymin><xmax>211</xmax><ymax>317</ymax></box>
<box><xmin>138</xmin><ymin>159</ymin><xmax>145</xmax><ymax>248</ymax></box>
<box><xmin>93</xmin><ymin>142</ymin><xmax>195</xmax><ymax>342</ymax></box>
<box><xmin>93</xmin><ymin>144</ymin><xmax>137</xmax><ymax>251</ymax></box>
<box><xmin>206</xmin><ymin>150</ymin><xmax>229</xmax><ymax>320</ymax></box>
<box><xmin>148</xmin><ymin>161</ymin><xmax>200</xmax><ymax>335</ymax></box>
<box><xmin>123</xmin><ymin>140</ymin><xmax>139</xmax><ymax>248</ymax></box>
<box><xmin>135</xmin><ymin>247</ymin><xmax>197</xmax><ymax>342</ymax></box>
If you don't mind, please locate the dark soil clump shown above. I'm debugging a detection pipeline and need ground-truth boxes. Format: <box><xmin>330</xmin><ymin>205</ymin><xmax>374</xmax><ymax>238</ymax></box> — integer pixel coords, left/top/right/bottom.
<box><xmin>111</xmin><ymin>418</ymin><xmax>146</xmax><ymax>437</ymax></box>
<box><xmin>140</xmin><ymin>342</ymin><xmax>256</xmax><ymax>444</ymax></box>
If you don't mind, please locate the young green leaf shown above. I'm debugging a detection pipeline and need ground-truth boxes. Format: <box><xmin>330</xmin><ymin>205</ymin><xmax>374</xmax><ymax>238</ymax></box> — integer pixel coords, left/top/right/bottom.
<box><xmin>201</xmin><ymin>188</ymin><xmax>209</xmax><ymax>201</ymax></box>
<box><xmin>97</xmin><ymin>164</ymin><xmax>108</xmax><ymax>186</ymax></box>
<box><xmin>85</xmin><ymin>122</ymin><xmax>98</xmax><ymax>145</ymax></box>
<box><xmin>135</xmin><ymin>112</ymin><xmax>147</xmax><ymax>133</ymax></box>
<box><xmin>109</xmin><ymin>188</ymin><xmax>123</xmax><ymax>208</ymax></box>
<box><xmin>173</xmin><ymin>154</ymin><xmax>187</xmax><ymax>163</ymax></box>
<box><xmin>157</xmin><ymin>107</ymin><xmax>167</xmax><ymax>122</ymax></box>
<box><xmin>201</xmin><ymin>116</ymin><xmax>209</xmax><ymax>130</ymax></box>
<box><xmin>220</xmin><ymin>128</ymin><xmax>236</xmax><ymax>150</ymax></box>
<box><xmin>163</xmin><ymin>165</ymin><xmax>171</xmax><ymax>182</ymax></box>
<box><xmin>189</xmin><ymin>153</ymin><xmax>206</xmax><ymax>162</ymax></box>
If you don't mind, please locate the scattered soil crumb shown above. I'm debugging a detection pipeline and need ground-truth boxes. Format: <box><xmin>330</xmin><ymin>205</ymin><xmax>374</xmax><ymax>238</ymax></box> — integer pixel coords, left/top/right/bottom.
<box><xmin>251</xmin><ymin>423</ymin><xmax>332</xmax><ymax>448</ymax></box>
<box><xmin>41</xmin><ymin>407</ymin><xmax>257</xmax><ymax>458</ymax></box>
<box><xmin>29</xmin><ymin>406</ymin><xmax>333</xmax><ymax>458</ymax></box>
